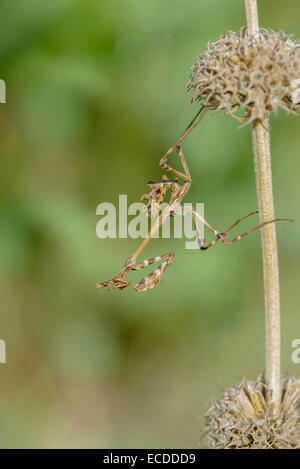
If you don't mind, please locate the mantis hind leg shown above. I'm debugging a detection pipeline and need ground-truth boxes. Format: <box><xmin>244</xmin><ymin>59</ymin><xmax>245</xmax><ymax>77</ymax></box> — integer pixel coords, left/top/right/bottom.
<box><xmin>132</xmin><ymin>252</ymin><xmax>175</xmax><ymax>292</ymax></box>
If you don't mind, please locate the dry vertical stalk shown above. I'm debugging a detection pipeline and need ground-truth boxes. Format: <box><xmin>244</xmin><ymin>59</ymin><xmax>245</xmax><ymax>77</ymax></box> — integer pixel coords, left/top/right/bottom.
<box><xmin>244</xmin><ymin>0</ymin><xmax>259</xmax><ymax>35</ymax></box>
<box><xmin>245</xmin><ymin>0</ymin><xmax>281</xmax><ymax>416</ymax></box>
<box><xmin>252</xmin><ymin>121</ymin><xmax>281</xmax><ymax>415</ymax></box>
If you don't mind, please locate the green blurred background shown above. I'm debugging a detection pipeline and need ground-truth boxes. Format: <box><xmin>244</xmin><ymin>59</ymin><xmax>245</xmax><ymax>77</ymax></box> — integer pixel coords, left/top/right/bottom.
<box><xmin>0</xmin><ymin>0</ymin><xmax>300</xmax><ymax>448</ymax></box>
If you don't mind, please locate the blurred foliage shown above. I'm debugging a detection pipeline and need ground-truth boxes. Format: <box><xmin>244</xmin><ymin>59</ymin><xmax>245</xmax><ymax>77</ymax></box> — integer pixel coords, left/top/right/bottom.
<box><xmin>0</xmin><ymin>0</ymin><xmax>300</xmax><ymax>448</ymax></box>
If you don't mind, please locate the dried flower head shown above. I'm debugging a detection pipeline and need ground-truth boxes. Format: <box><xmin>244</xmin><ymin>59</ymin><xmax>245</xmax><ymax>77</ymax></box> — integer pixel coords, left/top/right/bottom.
<box><xmin>204</xmin><ymin>375</ymin><xmax>300</xmax><ymax>449</ymax></box>
<box><xmin>188</xmin><ymin>27</ymin><xmax>300</xmax><ymax>123</ymax></box>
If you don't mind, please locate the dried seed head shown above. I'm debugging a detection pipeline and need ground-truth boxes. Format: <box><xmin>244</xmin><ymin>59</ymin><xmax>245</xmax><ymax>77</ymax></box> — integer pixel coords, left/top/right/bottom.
<box><xmin>204</xmin><ymin>375</ymin><xmax>300</xmax><ymax>449</ymax></box>
<box><xmin>188</xmin><ymin>28</ymin><xmax>300</xmax><ymax>123</ymax></box>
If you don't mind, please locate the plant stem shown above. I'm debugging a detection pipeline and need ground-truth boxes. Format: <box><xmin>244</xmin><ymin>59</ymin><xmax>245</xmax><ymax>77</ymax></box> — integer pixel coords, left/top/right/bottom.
<box><xmin>244</xmin><ymin>0</ymin><xmax>281</xmax><ymax>415</ymax></box>
<box><xmin>244</xmin><ymin>0</ymin><xmax>259</xmax><ymax>36</ymax></box>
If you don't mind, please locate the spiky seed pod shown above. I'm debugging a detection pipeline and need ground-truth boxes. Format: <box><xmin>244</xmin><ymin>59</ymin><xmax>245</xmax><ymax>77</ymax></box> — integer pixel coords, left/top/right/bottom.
<box><xmin>204</xmin><ymin>375</ymin><xmax>300</xmax><ymax>449</ymax></box>
<box><xmin>188</xmin><ymin>27</ymin><xmax>300</xmax><ymax>123</ymax></box>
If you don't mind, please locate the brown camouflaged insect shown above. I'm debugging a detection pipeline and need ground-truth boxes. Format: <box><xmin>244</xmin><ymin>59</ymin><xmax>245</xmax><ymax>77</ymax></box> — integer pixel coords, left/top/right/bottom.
<box><xmin>97</xmin><ymin>107</ymin><xmax>291</xmax><ymax>293</ymax></box>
